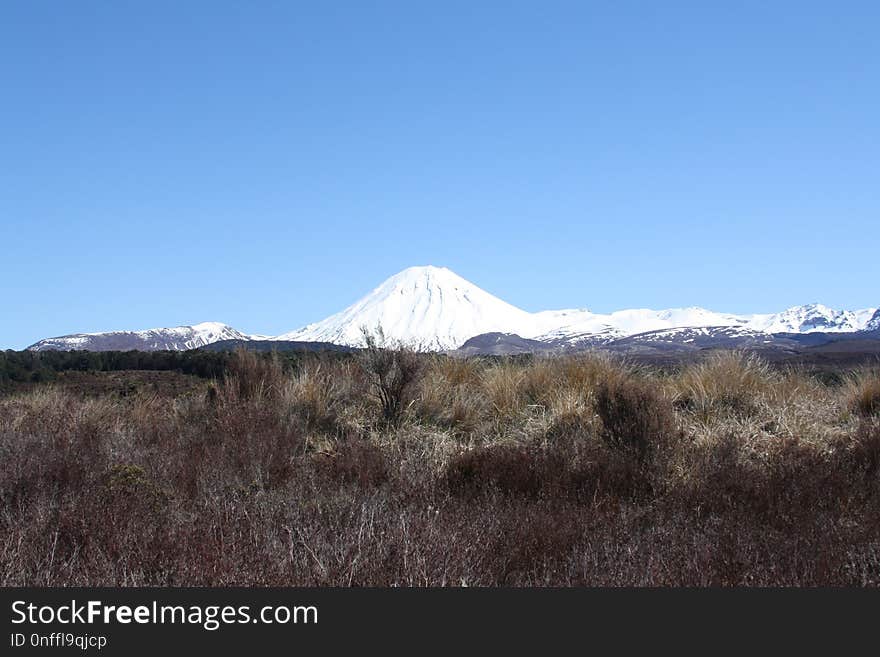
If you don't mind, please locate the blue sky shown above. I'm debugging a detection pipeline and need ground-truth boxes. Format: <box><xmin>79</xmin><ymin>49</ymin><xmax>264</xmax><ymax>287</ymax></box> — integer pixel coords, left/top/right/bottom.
<box><xmin>2</xmin><ymin>1</ymin><xmax>878</xmax><ymax>348</ymax></box>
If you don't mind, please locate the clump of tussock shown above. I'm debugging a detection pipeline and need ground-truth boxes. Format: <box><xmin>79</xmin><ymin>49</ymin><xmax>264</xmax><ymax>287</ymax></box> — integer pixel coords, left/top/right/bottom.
<box><xmin>553</xmin><ymin>352</ymin><xmax>630</xmax><ymax>394</ymax></box>
<box><xmin>421</xmin><ymin>384</ymin><xmax>488</xmax><ymax>435</ymax></box>
<box><xmin>221</xmin><ymin>348</ymin><xmax>289</xmax><ymax>404</ymax></box>
<box><xmin>431</xmin><ymin>355</ymin><xmax>484</xmax><ymax>387</ymax></box>
<box><xmin>415</xmin><ymin>356</ymin><xmax>488</xmax><ymax>435</ymax></box>
<box><xmin>544</xmin><ymin>389</ymin><xmax>596</xmax><ymax>444</ymax></box>
<box><xmin>283</xmin><ymin>358</ymin><xmax>358</xmax><ymax>434</ymax></box>
<box><xmin>519</xmin><ymin>358</ymin><xmax>560</xmax><ymax>407</ymax></box>
<box><xmin>844</xmin><ymin>370</ymin><xmax>880</xmax><ymax>418</ymax></box>
<box><xmin>539</xmin><ymin>354</ymin><xmax>630</xmax><ymax>445</ymax></box>
<box><xmin>674</xmin><ymin>351</ymin><xmax>778</xmax><ymax>419</ymax></box>
<box><xmin>481</xmin><ymin>360</ymin><xmax>528</xmax><ymax>421</ymax></box>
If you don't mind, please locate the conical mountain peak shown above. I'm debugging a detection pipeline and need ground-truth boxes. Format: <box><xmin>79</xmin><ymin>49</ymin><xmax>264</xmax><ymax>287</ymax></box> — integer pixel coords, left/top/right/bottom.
<box><xmin>276</xmin><ymin>266</ymin><xmax>533</xmax><ymax>350</ymax></box>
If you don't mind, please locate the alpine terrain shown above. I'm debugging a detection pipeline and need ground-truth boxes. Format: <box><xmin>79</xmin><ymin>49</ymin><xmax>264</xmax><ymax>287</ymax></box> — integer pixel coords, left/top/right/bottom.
<box><xmin>28</xmin><ymin>322</ymin><xmax>252</xmax><ymax>352</ymax></box>
<box><xmin>26</xmin><ymin>266</ymin><xmax>877</xmax><ymax>353</ymax></box>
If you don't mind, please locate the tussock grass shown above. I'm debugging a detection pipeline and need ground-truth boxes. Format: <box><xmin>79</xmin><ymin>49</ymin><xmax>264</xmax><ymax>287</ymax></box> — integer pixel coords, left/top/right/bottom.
<box><xmin>674</xmin><ymin>351</ymin><xmax>778</xmax><ymax>418</ymax></box>
<box><xmin>844</xmin><ymin>369</ymin><xmax>880</xmax><ymax>418</ymax></box>
<box><xmin>481</xmin><ymin>360</ymin><xmax>527</xmax><ymax>420</ymax></box>
<box><xmin>2</xmin><ymin>349</ymin><xmax>880</xmax><ymax>586</ymax></box>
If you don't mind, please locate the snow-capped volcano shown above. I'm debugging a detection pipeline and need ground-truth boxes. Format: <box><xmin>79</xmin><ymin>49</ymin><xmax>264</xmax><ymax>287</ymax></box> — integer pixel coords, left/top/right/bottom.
<box><xmin>276</xmin><ymin>266</ymin><xmax>877</xmax><ymax>351</ymax></box>
<box><xmin>26</xmin><ymin>266</ymin><xmax>878</xmax><ymax>352</ymax></box>
<box><xmin>28</xmin><ymin>322</ymin><xmax>251</xmax><ymax>352</ymax></box>
<box><xmin>275</xmin><ymin>266</ymin><xmax>533</xmax><ymax>351</ymax></box>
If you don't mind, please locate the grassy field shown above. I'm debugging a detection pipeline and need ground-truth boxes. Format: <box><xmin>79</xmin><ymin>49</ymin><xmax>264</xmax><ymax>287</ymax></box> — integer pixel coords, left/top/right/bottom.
<box><xmin>1</xmin><ymin>348</ymin><xmax>879</xmax><ymax>585</ymax></box>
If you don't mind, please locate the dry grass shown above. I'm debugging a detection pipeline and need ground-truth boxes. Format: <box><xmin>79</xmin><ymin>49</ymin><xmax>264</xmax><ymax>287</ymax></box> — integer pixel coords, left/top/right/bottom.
<box><xmin>1</xmin><ymin>349</ymin><xmax>879</xmax><ymax>586</ymax></box>
<box><xmin>844</xmin><ymin>369</ymin><xmax>880</xmax><ymax>418</ymax></box>
<box><xmin>673</xmin><ymin>351</ymin><xmax>778</xmax><ymax>418</ymax></box>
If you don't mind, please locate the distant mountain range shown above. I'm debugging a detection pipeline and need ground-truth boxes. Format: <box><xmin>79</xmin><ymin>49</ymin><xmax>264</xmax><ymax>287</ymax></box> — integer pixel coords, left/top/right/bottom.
<box><xmin>28</xmin><ymin>322</ymin><xmax>251</xmax><ymax>352</ymax></box>
<box><xmin>27</xmin><ymin>266</ymin><xmax>879</xmax><ymax>355</ymax></box>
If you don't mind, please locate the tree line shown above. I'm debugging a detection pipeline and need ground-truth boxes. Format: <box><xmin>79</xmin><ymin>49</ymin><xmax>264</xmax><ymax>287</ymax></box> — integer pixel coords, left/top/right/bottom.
<box><xmin>0</xmin><ymin>349</ymin><xmax>236</xmax><ymax>386</ymax></box>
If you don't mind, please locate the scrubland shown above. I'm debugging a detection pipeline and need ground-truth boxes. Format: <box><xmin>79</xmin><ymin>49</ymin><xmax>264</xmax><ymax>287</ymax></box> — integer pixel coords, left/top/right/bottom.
<box><xmin>2</xmin><ymin>348</ymin><xmax>879</xmax><ymax>586</ymax></box>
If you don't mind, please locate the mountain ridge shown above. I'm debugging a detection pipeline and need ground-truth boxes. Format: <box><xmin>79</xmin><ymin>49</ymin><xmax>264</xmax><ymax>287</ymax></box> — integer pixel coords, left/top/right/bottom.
<box><xmin>26</xmin><ymin>266</ymin><xmax>877</xmax><ymax>352</ymax></box>
<box><xmin>27</xmin><ymin>322</ymin><xmax>252</xmax><ymax>352</ymax></box>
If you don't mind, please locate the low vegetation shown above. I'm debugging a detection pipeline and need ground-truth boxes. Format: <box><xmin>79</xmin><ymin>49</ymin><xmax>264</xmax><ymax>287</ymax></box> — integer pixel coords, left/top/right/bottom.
<box><xmin>1</xmin><ymin>347</ymin><xmax>879</xmax><ymax>585</ymax></box>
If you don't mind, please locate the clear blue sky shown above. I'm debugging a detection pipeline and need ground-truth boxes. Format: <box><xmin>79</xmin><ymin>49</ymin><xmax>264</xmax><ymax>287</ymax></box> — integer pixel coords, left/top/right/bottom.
<box><xmin>2</xmin><ymin>1</ymin><xmax>878</xmax><ymax>348</ymax></box>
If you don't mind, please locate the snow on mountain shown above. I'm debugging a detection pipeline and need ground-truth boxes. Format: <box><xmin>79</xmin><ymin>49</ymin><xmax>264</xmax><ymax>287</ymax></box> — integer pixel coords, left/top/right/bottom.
<box><xmin>25</xmin><ymin>266</ymin><xmax>878</xmax><ymax>352</ymax></box>
<box><xmin>28</xmin><ymin>322</ymin><xmax>252</xmax><ymax>352</ymax></box>
<box><xmin>530</xmin><ymin>307</ymin><xmax>751</xmax><ymax>343</ymax></box>
<box><xmin>275</xmin><ymin>266</ymin><xmax>534</xmax><ymax>351</ymax></box>
<box><xmin>744</xmin><ymin>304</ymin><xmax>876</xmax><ymax>334</ymax></box>
<box><xmin>276</xmin><ymin>267</ymin><xmax>877</xmax><ymax>351</ymax></box>
<box><xmin>608</xmin><ymin>326</ymin><xmax>780</xmax><ymax>348</ymax></box>
<box><xmin>622</xmin><ymin>325</ymin><xmax>770</xmax><ymax>342</ymax></box>
<box><xmin>528</xmin><ymin>303</ymin><xmax>875</xmax><ymax>342</ymax></box>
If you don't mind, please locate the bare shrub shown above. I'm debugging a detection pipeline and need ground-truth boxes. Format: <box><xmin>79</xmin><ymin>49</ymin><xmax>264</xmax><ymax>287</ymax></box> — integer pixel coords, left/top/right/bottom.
<box><xmin>595</xmin><ymin>377</ymin><xmax>676</xmax><ymax>462</ymax></box>
<box><xmin>445</xmin><ymin>445</ymin><xmax>540</xmax><ymax>497</ymax></box>
<box><xmin>443</xmin><ymin>439</ymin><xmax>603</xmax><ymax>500</ymax></box>
<box><xmin>318</xmin><ymin>436</ymin><xmax>389</xmax><ymax>489</ymax></box>
<box><xmin>358</xmin><ymin>327</ymin><xmax>422</xmax><ymax>425</ymax></box>
<box><xmin>487</xmin><ymin>502</ymin><xmax>583</xmax><ymax>585</ymax></box>
<box><xmin>844</xmin><ymin>418</ymin><xmax>880</xmax><ymax>492</ymax></box>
